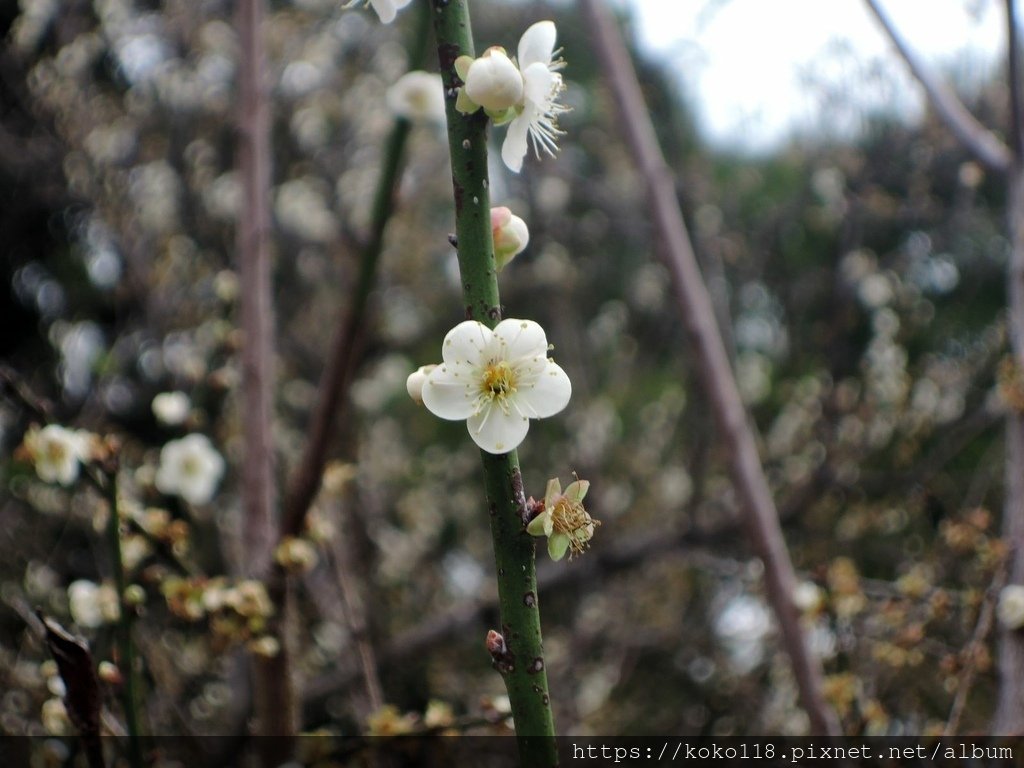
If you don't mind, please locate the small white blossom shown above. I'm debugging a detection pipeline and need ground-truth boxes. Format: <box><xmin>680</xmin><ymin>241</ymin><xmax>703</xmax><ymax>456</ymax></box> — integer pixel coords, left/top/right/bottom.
<box><xmin>23</xmin><ymin>424</ymin><xmax>89</xmax><ymax>486</ymax></box>
<box><xmin>386</xmin><ymin>71</ymin><xmax>446</xmax><ymax>123</ymax></box>
<box><xmin>463</xmin><ymin>47</ymin><xmax>523</xmax><ymax>113</ymax></box>
<box><xmin>155</xmin><ymin>433</ymin><xmax>225</xmax><ymax>505</ymax></box>
<box><xmin>406</xmin><ymin>364</ymin><xmax>437</xmax><ymax>405</ymax></box>
<box><xmin>68</xmin><ymin>579</ymin><xmax>120</xmax><ymax>628</ymax></box>
<box><xmin>999</xmin><ymin>585</ymin><xmax>1024</xmax><ymax>630</ymax></box>
<box><xmin>491</xmin><ymin>206</ymin><xmax>529</xmax><ymax>270</ymax></box>
<box><xmin>501</xmin><ymin>21</ymin><xmax>567</xmax><ymax>173</ymax></box>
<box><xmin>792</xmin><ymin>581</ymin><xmax>824</xmax><ymax>614</ymax></box>
<box><xmin>420</xmin><ymin>319</ymin><xmax>571</xmax><ymax>454</ymax></box>
<box><xmin>151</xmin><ymin>391</ymin><xmax>191</xmax><ymax>425</ymax></box>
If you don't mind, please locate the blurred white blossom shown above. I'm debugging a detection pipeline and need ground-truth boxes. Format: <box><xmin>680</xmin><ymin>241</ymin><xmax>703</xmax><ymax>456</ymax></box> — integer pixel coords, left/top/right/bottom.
<box><xmin>152</xmin><ymin>391</ymin><xmax>191</xmax><ymax>425</ymax></box>
<box><xmin>155</xmin><ymin>434</ymin><xmax>225</xmax><ymax>505</ymax></box>
<box><xmin>387</xmin><ymin>70</ymin><xmax>446</xmax><ymax>123</ymax></box>
<box><xmin>68</xmin><ymin>579</ymin><xmax>120</xmax><ymax>628</ymax></box>
<box><xmin>23</xmin><ymin>424</ymin><xmax>89</xmax><ymax>486</ymax></box>
<box><xmin>999</xmin><ymin>585</ymin><xmax>1024</xmax><ymax>630</ymax></box>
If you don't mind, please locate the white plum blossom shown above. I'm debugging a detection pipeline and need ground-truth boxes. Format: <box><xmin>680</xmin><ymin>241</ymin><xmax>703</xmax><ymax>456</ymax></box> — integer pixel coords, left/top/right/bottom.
<box><xmin>526</xmin><ymin>476</ymin><xmax>598</xmax><ymax>561</ymax></box>
<box><xmin>155</xmin><ymin>433</ymin><xmax>225</xmax><ymax>505</ymax></box>
<box><xmin>491</xmin><ymin>206</ymin><xmax>529</xmax><ymax>270</ymax></box>
<box><xmin>386</xmin><ymin>71</ymin><xmax>446</xmax><ymax>123</ymax></box>
<box><xmin>999</xmin><ymin>585</ymin><xmax>1024</xmax><ymax>630</ymax></box>
<box><xmin>420</xmin><ymin>319</ymin><xmax>571</xmax><ymax>454</ymax></box>
<box><xmin>151</xmin><ymin>391</ymin><xmax>191</xmax><ymax>425</ymax></box>
<box><xmin>454</xmin><ymin>21</ymin><xmax>567</xmax><ymax>173</ymax></box>
<box><xmin>463</xmin><ymin>47</ymin><xmax>523</xmax><ymax>113</ymax></box>
<box><xmin>501</xmin><ymin>21</ymin><xmax>567</xmax><ymax>173</ymax></box>
<box><xmin>23</xmin><ymin>424</ymin><xmax>89</xmax><ymax>486</ymax></box>
<box><xmin>68</xmin><ymin>579</ymin><xmax>120</xmax><ymax>628</ymax></box>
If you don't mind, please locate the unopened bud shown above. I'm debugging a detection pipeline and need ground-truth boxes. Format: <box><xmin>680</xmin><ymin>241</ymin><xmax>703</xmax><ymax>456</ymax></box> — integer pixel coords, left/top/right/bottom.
<box><xmin>491</xmin><ymin>207</ymin><xmax>529</xmax><ymax>270</ymax></box>
<box><xmin>464</xmin><ymin>47</ymin><xmax>523</xmax><ymax>113</ymax></box>
<box><xmin>406</xmin><ymin>365</ymin><xmax>437</xmax><ymax>405</ymax></box>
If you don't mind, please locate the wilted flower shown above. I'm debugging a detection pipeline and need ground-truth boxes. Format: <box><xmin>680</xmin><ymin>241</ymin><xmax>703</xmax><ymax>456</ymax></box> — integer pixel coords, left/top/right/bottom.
<box><xmin>526</xmin><ymin>476</ymin><xmax>598</xmax><ymax>560</ymax></box>
<box><xmin>275</xmin><ymin>536</ymin><xmax>319</xmax><ymax>573</ymax></box>
<box><xmin>500</xmin><ymin>21</ymin><xmax>567</xmax><ymax>173</ymax></box>
<box><xmin>387</xmin><ymin>70</ymin><xmax>446</xmax><ymax>123</ymax></box>
<box><xmin>151</xmin><ymin>391</ymin><xmax>191</xmax><ymax>425</ymax></box>
<box><xmin>23</xmin><ymin>424</ymin><xmax>89</xmax><ymax>486</ymax></box>
<box><xmin>999</xmin><ymin>585</ymin><xmax>1024</xmax><ymax>630</ymax></box>
<box><xmin>406</xmin><ymin>364</ymin><xmax>437</xmax><ymax>405</ymax></box>
<box><xmin>491</xmin><ymin>206</ymin><xmax>529</xmax><ymax>270</ymax></box>
<box><xmin>419</xmin><ymin>319</ymin><xmax>571</xmax><ymax>454</ymax></box>
<box><xmin>155</xmin><ymin>433</ymin><xmax>225</xmax><ymax>505</ymax></box>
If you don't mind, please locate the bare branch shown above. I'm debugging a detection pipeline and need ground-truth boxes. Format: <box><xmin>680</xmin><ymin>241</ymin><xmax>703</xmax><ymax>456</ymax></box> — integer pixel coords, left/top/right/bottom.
<box><xmin>993</xmin><ymin>172</ymin><xmax>1024</xmax><ymax>734</ymax></box>
<box><xmin>236</xmin><ymin>0</ymin><xmax>277</xmax><ymax>581</ymax></box>
<box><xmin>578</xmin><ymin>0</ymin><xmax>840</xmax><ymax>736</ymax></box>
<box><xmin>946</xmin><ymin>553</ymin><xmax>1006</xmax><ymax>735</ymax></box>
<box><xmin>864</xmin><ymin>0</ymin><xmax>1012</xmax><ymax>173</ymax></box>
<box><xmin>236</xmin><ymin>0</ymin><xmax>296</xmax><ymax>753</ymax></box>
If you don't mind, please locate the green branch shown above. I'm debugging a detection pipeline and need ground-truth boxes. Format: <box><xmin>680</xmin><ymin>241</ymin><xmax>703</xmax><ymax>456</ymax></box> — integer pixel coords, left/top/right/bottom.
<box><xmin>431</xmin><ymin>1</ymin><xmax>557</xmax><ymax>764</ymax></box>
<box><xmin>103</xmin><ymin>463</ymin><xmax>144</xmax><ymax>768</ymax></box>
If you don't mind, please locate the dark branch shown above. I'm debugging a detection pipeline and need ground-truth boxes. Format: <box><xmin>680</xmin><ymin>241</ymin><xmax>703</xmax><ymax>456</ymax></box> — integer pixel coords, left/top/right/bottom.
<box><xmin>864</xmin><ymin>0</ymin><xmax>1012</xmax><ymax>173</ymax></box>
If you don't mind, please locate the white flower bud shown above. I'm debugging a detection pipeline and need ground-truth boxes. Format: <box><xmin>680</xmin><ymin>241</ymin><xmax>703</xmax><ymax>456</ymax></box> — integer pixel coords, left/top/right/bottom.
<box><xmin>406</xmin><ymin>364</ymin><xmax>437</xmax><ymax>405</ymax></box>
<box><xmin>792</xmin><ymin>581</ymin><xmax>824</xmax><ymax>613</ymax></box>
<box><xmin>152</xmin><ymin>391</ymin><xmax>191</xmax><ymax>425</ymax></box>
<box><xmin>464</xmin><ymin>47</ymin><xmax>523</xmax><ymax>113</ymax></box>
<box><xmin>999</xmin><ymin>584</ymin><xmax>1024</xmax><ymax>630</ymax></box>
<box><xmin>491</xmin><ymin>207</ymin><xmax>529</xmax><ymax>270</ymax></box>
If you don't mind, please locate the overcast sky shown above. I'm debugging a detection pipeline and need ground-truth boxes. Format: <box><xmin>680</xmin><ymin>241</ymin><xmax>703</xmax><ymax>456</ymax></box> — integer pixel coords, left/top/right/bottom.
<box><xmin>622</xmin><ymin>0</ymin><xmax>1004</xmax><ymax>152</ymax></box>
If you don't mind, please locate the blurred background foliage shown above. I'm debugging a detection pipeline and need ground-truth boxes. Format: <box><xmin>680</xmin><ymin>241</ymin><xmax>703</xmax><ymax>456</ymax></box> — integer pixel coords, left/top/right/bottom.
<box><xmin>0</xmin><ymin>0</ymin><xmax>1014</xmax><ymax>744</ymax></box>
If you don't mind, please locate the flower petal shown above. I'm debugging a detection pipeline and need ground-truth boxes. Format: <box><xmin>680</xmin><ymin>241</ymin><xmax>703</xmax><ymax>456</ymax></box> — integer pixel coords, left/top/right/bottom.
<box><xmin>501</xmin><ymin>112</ymin><xmax>530</xmax><ymax>173</ymax></box>
<box><xmin>515</xmin><ymin>360</ymin><xmax>571</xmax><ymax>418</ymax></box>
<box><xmin>518</xmin><ymin>20</ymin><xmax>556</xmax><ymax>70</ymax></box>
<box><xmin>548</xmin><ymin>533</ymin><xmax>570</xmax><ymax>561</ymax></box>
<box><xmin>467</xmin><ymin>402</ymin><xmax>530</xmax><ymax>454</ymax></box>
<box><xmin>544</xmin><ymin>477</ymin><xmax>561</xmax><ymax>501</ymax></box>
<box><xmin>421</xmin><ymin>364</ymin><xmax>478</xmax><ymax>420</ymax></box>
<box><xmin>521</xmin><ymin>61</ymin><xmax>556</xmax><ymax>109</ymax></box>
<box><xmin>493</xmin><ymin>318</ymin><xmax>548</xmax><ymax>362</ymax></box>
<box><xmin>441</xmin><ymin>320</ymin><xmax>492</xmax><ymax>367</ymax></box>
<box><xmin>369</xmin><ymin>0</ymin><xmax>397</xmax><ymax>23</ymax></box>
<box><xmin>564</xmin><ymin>479</ymin><xmax>589</xmax><ymax>503</ymax></box>
<box><xmin>526</xmin><ymin>512</ymin><xmax>548</xmax><ymax>537</ymax></box>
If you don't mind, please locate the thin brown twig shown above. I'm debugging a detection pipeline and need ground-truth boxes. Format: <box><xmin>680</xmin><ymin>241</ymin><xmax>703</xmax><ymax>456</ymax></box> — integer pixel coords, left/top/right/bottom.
<box><xmin>579</xmin><ymin>0</ymin><xmax>840</xmax><ymax>736</ymax></box>
<box><xmin>328</xmin><ymin>501</ymin><xmax>385</xmax><ymax>713</ymax></box>
<box><xmin>946</xmin><ymin>554</ymin><xmax>1008</xmax><ymax>735</ymax></box>
<box><xmin>863</xmin><ymin>0</ymin><xmax>1012</xmax><ymax>173</ymax></box>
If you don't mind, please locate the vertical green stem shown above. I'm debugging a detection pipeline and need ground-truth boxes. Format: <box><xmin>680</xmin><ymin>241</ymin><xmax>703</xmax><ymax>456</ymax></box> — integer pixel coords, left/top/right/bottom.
<box><xmin>105</xmin><ymin>466</ymin><xmax>143</xmax><ymax>768</ymax></box>
<box><xmin>431</xmin><ymin>1</ymin><xmax>557</xmax><ymax>764</ymax></box>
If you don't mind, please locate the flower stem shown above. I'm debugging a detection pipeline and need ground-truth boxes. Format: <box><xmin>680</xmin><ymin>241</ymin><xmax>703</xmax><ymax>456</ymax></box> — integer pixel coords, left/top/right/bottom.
<box><xmin>431</xmin><ymin>1</ymin><xmax>557</xmax><ymax>763</ymax></box>
<box><xmin>104</xmin><ymin>464</ymin><xmax>144</xmax><ymax>768</ymax></box>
